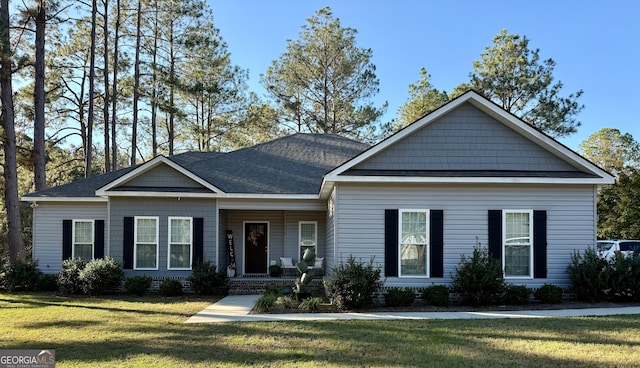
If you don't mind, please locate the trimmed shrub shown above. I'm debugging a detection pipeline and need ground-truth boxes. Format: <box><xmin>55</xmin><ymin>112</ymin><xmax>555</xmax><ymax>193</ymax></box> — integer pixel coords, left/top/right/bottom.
<box><xmin>189</xmin><ymin>261</ymin><xmax>229</xmax><ymax>295</ymax></box>
<box><xmin>124</xmin><ymin>275</ymin><xmax>152</xmax><ymax>296</ymax></box>
<box><xmin>534</xmin><ymin>284</ymin><xmax>563</xmax><ymax>304</ymax></box>
<box><xmin>503</xmin><ymin>284</ymin><xmax>531</xmax><ymax>305</ymax></box>
<box><xmin>384</xmin><ymin>287</ymin><xmax>416</xmax><ymax>307</ymax></box>
<box><xmin>422</xmin><ymin>285</ymin><xmax>450</xmax><ymax>307</ymax></box>
<box><xmin>451</xmin><ymin>242</ymin><xmax>505</xmax><ymax>306</ymax></box>
<box><xmin>1</xmin><ymin>261</ymin><xmax>41</xmax><ymax>291</ymax></box>
<box><xmin>159</xmin><ymin>279</ymin><xmax>183</xmax><ymax>296</ymax></box>
<box><xmin>605</xmin><ymin>254</ymin><xmax>640</xmax><ymax>301</ymax></box>
<box><xmin>35</xmin><ymin>274</ymin><xmax>59</xmax><ymax>292</ymax></box>
<box><xmin>58</xmin><ymin>258</ymin><xmax>87</xmax><ymax>294</ymax></box>
<box><xmin>324</xmin><ymin>255</ymin><xmax>383</xmax><ymax>310</ymax></box>
<box><xmin>275</xmin><ymin>295</ymin><xmax>298</xmax><ymax>309</ymax></box>
<box><xmin>567</xmin><ymin>247</ymin><xmax>610</xmax><ymax>302</ymax></box>
<box><xmin>254</xmin><ymin>295</ymin><xmax>277</xmax><ymax>312</ymax></box>
<box><xmin>299</xmin><ymin>297</ymin><xmax>323</xmax><ymax>313</ymax></box>
<box><xmin>79</xmin><ymin>257</ymin><xmax>124</xmax><ymax>295</ymax></box>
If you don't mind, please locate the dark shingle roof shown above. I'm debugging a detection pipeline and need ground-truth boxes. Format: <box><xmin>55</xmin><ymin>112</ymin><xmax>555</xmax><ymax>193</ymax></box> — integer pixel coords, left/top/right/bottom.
<box><xmin>24</xmin><ymin>134</ymin><xmax>369</xmax><ymax>198</ymax></box>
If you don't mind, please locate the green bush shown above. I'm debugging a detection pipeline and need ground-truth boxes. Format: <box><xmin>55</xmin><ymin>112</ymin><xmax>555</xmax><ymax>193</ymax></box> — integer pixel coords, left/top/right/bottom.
<box><xmin>384</xmin><ymin>287</ymin><xmax>416</xmax><ymax>307</ymax></box>
<box><xmin>58</xmin><ymin>258</ymin><xmax>87</xmax><ymax>294</ymax></box>
<box><xmin>265</xmin><ymin>284</ymin><xmax>290</xmax><ymax>296</ymax></box>
<box><xmin>124</xmin><ymin>275</ymin><xmax>152</xmax><ymax>296</ymax></box>
<box><xmin>275</xmin><ymin>295</ymin><xmax>298</xmax><ymax>309</ymax></box>
<box><xmin>1</xmin><ymin>261</ymin><xmax>41</xmax><ymax>291</ymax></box>
<box><xmin>35</xmin><ymin>274</ymin><xmax>59</xmax><ymax>292</ymax></box>
<box><xmin>159</xmin><ymin>279</ymin><xmax>183</xmax><ymax>296</ymax></box>
<box><xmin>299</xmin><ymin>297</ymin><xmax>323</xmax><ymax>312</ymax></box>
<box><xmin>605</xmin><ymin>254</ymin><xmax>640</xmax><ymax>301</ymax></box>
<box><xmin>451</xmin><ymin>243</ymin><xmax>505</xmax><ymax>306</ymax></box>
<box><xmin>534</xmin><ymin>284</ymin><xmax>563</xmax><ymax>304</ymax></box>
<box><xmin>254</xmin><ymin>295</ymin><xmax>277</xmax><ymax>312</ymax></box>
<box><xmin>324</xmin><ymin>255</ymin><xmax>383</xmax><ymax>310</ymax></box>
<box><xmin>422</xmin><ymin>285</ymin><xmax>450</xmax><ymax>307</ymax></box>
<box><xmin>188</xmin><ymin>261</ymin><xmax>229</xmax><ymax>295</ymax></box>
<box><xmin>567</xmin><ymin>247</ymin><xmax>611</xmax><ymax>302</ymax></box>
<box><xmin>79</xmin><ymin>257</ymin><xmax>124</xmax><ymax>295</ymax></box>
<box><xmin>503</xmin><ymin>284</ymin><xmax>531</xmax><ymax>305</ymax></box>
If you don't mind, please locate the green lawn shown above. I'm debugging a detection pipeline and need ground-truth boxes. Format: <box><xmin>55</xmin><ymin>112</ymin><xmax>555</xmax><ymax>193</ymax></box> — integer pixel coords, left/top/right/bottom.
<box><xmin>1</xmin><ymin>293</ymin><xmax>639</xmax><ymax>367</ymax></box>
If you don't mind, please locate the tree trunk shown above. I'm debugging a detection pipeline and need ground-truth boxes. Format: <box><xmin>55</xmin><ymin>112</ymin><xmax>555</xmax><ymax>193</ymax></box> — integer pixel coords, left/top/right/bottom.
<box><xmin>150</xmin><ymin>0</ymin><xmax>158</xmax><ymax>157</ymax></box>
<box><xmin>0</xmin><ymin>0</ymin><xmax>25</xmax><ymax>263</ymax></box>
<box><xmin>131</xmin><ymin>0</ymin><xmax>141</xmax><ymax>165</ymax></box>
<box><xmin>168</xmin><ymin>20</ymin><xmax>175</xmax><ymax>156</ymax></box>
<box><xmin>33</xmin><ymin>0</ymin><xmax>46</xmax><ymax>190</ymax></box>
<box><xmin>86</xmin><ymin>0</ymin><xmax>97</xmax><ymax>178</ymax></box>
<box><xmin>110</xmin><ymin>0</ymin><xmax>120</xmax><ymax>170</ymax></box>
<box><xmin>103</xmin><ymin>0</ymin><xmax>110</xmax><ymax>172</ymax></box>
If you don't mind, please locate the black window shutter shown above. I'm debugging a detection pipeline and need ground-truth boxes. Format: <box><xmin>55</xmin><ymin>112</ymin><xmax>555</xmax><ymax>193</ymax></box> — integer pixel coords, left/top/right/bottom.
<box><xmin>94</xmin><ymin>220</ymin><xmax>105</xmax><ymax>259</ymax></box>
<box><xmin>123</xmin><ymin>217</ymin><xmax>134</xmax><ymax>269</ymax></box>
<box><xmin>62</xmin><ymin>220</ymin><xmax>72</xmax><ymax>260</ymax></box>
<box><xmin>488</xmin><ymin>210</ymin><xmax>502</xmax><ymax>261</ymax></box>
<box><xmin>384</xmin><ymin>209</ymin><xmax>399</xmax><ymax>277</ymax></box>
<box><xmin>533</xmin><ymin>210</ymin><xmax>547</xmax><ymax>278</ymax></box>
<box><xmin>193</xmin><ymin>217</ymin><xmax>204</xmax><ymax>266</ymax></box>
<box><xmin>430</xmin><ymin>210</ymin><xmax>444</xmax><ymax>278</ymax></box>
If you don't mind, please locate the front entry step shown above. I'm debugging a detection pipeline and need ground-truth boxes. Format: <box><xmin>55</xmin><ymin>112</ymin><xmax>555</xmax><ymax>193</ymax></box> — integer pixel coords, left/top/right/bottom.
<box><xmin>228</xmin><ymin>277</ymin><xmax>323</xmax><ymax>295</ymax></box>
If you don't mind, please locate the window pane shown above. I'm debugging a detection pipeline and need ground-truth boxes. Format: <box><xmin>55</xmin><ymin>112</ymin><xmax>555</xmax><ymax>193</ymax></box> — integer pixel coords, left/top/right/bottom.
<box><xmin>300</xmin><ymin>223</ymin><xmax>316</xmax><ymax>245</ymax></box>
<box><xmin>505</xmin><ymin>244</ymin><xmax>530</xmax><ymax>276</ymax></box>
<box><xmin>74</xmin><ymin>221</ymin><xmax>93</xmax><ymax>243</ymax></box>
<box><xmin>170</xmin><ymin>244</ymin><xmax>191</xmax><ymax>268</ymax></box>
<box><xmin>74</xmin><ymin>244</ymin><xmax>93</xmax><ymax>261</ymax></box>
<box><xmin>171</xmin><ymin>219</ymin><xmax>191</xmax><ymax>243</ymax></box>
<box><xmin>136</xmin><ymin>243</ymin><xmax>157</xmax><ymax>268</ymax></box>
<box><xmin>401</xmin><ymin>244</ymin><xmax>427</xmax><ymax>276</ymax></box>
<box><xmin>505</xmin><ymin>212</ymin><xmax>530</xmax><ymax>244</ymax></box>
<box><xmin>401</xmin><ymin>212</ymin><xmax>427</xmax><ymax>244</ymax></box>
<box><xmin>136</xmin><ymin>218</ymin><xmax>157</xmax><ymax>243</ymax></box>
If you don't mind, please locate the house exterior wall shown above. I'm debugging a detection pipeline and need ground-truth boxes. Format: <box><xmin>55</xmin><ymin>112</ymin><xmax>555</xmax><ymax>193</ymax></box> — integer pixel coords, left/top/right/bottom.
<box><xmin>32</xmin><ymin>202</ymin><xmax>108</xmax><ymax>274</ymax></box>
<box><xmin>353</xmin><ymin>103</ymin><xmax>579</xmax><ymax>172</ymax></box>
<box><xmin>108</xmin><ymin>197</ymin><xmax>217</xmax><ymax>277</ymax></box>
<box><xmin>123</xmin><ymin>164</ymin><xmax>205</xmax><ymax>188</ymax></box>
<box><xmin>333</xmin><ymin>182</ymin><xmax>597</xmax><ymax>288</ymax></box>
<box><xmin>325</xmin><ymin>188</ymin><xmax>337</xmax><ymax>271</ymax></box>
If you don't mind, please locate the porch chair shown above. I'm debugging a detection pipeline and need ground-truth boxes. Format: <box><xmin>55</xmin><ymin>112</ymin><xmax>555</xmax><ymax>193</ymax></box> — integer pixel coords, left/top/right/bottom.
<box><xmin>280</xmin><ymin>257</ymin><xmax>296</xmax><ymax>277</ymax></box>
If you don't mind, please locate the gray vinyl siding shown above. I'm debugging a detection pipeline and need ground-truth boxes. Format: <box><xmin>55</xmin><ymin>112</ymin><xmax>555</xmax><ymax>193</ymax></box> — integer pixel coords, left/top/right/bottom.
<box><xmin>123</xmin><ymin>164</ymin><xmax>205</xmax><ymax>188</ymax></box>
<box><xmin>224</xmin><ymin>210</ymin><xmax>325</xmax><ymax>275</ymax></box>
<box><xmin>109</xmin><ymin>197</ymin><xmax>217</xmax><ymax>277</ymax></box>
<box><xmin>334</xmin><ymin>183</ymin><xmax>597</xmax><ymax>288</ymax></box>
<box><xmin>353</xmin><ymin>103</ymin><xmax>579</xmax><ymax>172</ymax></box>
<box><xmin>219</xmin><ymin>209</ymin><xmax>229</xmax><ymax>270</ymax></box>
<box><xmin>325</xmin><ymin>188</ymin><xmax>337</xmax><ymax>270</ymax></box>
<box><xmin>32</xmin><ymin>202</ymin><xmax>108</xmax><ymax>274</ymax></box>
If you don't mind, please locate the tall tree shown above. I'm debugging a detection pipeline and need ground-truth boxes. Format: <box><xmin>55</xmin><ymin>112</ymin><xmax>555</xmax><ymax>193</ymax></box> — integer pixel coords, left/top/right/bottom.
<box><xmin>33</xmin><ymin>0</ymin><xmax>46</xmax><ymax>190</ymax></box>
<box><xmin>0</xmin><ymin>0</ymin><xmax>25</xmax><ymax>263</ymax></box>
<box><xmin>597</xmin><ymin>169</ymin><xmax>640</xmax><ymax>239</ymax></box>
<box><xmin>262</xmin><ymin>6</ymin><xmax>386</xmax><ymax>139</ymax></box>
<box><xmin>131</xmin><ymin>0</ymin><xmax>142</xmax><ymax>165</ymax></box>
<box><xmin>579</xmin><ymin>128</ymin><xmax>640</xmax><ymax>176</ymax></box>
<box><xmin>109</xmin><ymin>0</ymin><xmax>120</xmax><ymax>170</ymax></box>
<box><xmin>102</xmin><ymin>0</ymin><xmax>111</xmax><ymax>172</ymax></box>
<box><xmin>87</xmin><ymin>0</ymin><xmax>97</xmax><ymax>177</ymax></box>
<box><xmin>469</xmin><ymin>29</ymin><xmax>583</xmax><ymax>137</ymax></box>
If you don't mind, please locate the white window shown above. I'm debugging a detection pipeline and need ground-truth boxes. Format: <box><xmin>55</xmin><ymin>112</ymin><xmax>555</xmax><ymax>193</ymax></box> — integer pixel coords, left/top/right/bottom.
<box><xmin>399</xmin><ymin>209</ymin><xmax>429</xmax><ymax>277</ymax></box>
<box><xmin>134</xmin><ymin>216</ymin><xmax>158</xmax><ymax>270</ymax></box>
<box><xmin>503</xmin><ymin>210</ymin><xmax>533</xmax><ymax>278</ymax></box>
<box><xmin>168</xmin><ymin>217</ymin><xmax>192</xmax><ymax>270</ymax></box>
<box><xmin>73</xmin><ymin>220</ymin><xmax>94</xmax><ymax>261</ymax></box>
<box><xmin>299</xmin><ymin>221</ymin><xmax>317</xmax><ymax>260</ymax></box>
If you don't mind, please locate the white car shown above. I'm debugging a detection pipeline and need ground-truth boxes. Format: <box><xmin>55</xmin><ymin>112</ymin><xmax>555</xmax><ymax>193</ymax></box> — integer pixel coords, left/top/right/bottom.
<box><xmin>597</xmin><ymin>240</ymin><xmax>640</xmax><ymax>260</ymax></box>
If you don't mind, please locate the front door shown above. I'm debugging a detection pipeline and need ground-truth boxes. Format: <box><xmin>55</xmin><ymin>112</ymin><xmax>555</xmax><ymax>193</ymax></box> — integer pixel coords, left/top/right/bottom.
<box><xmin>244</xmin><ymin>222</ymin><xmax>268</xmax><ymax>274</ymax></box>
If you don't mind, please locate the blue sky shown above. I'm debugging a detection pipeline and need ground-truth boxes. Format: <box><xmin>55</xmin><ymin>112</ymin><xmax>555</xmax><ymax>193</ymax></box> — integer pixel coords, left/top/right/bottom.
<box><xmin>208</xmin><ymin>0</ymin><xmax>639</xmax><ymax>151</ymax></box>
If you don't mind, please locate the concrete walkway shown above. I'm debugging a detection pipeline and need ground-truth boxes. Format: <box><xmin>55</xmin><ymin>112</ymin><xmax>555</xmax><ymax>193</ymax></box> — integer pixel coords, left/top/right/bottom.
<box><xmin>184</xmin><ymin>295</ymin><xmax>640</xmax><ymax>323</ymax></box>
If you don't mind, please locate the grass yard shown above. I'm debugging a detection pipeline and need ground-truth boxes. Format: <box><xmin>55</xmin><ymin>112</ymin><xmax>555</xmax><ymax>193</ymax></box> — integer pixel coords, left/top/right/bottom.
<box><xmin>1</xmin><ymin>293</ymin><xmax>639</xmax><ymax>367</ymax></box>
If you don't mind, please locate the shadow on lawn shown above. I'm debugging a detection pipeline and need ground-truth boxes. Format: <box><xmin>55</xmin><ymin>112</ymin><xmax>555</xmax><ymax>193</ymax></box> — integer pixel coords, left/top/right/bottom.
<box><xmin>27</xmin><ymin>315</ymin><xmax>640</xmax><ymax>367</ymax></box>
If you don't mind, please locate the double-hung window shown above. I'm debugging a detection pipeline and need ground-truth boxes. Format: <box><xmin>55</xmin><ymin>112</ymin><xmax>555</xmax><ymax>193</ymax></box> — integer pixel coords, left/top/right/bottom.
<box><xmin>73</xmin><ymin>220</ymin><xmax>94</xmax><ymax>261</ymax></box>
<box><xmin>299</xmin><ymin>221</ymin><xmax>317</xmax><ymax>260</ymax></box>
<box><xmin>169</xmin><ymin>217</ymin><xmax>192</xmax><ymax>270</ymax></box>
<box><xmin>399</xmin><ymin>209</ymin><xmax>429</xmax><ymax>277</ymax></box>
<box><xmin>135</xmin><ymin>216</ymin><xmax>158</xmax><ymax>270</ymax></box>
<box><xmin>503</xmin><ymin>210</ymin><xmax>533</xmax><ymax>278</ymax></box>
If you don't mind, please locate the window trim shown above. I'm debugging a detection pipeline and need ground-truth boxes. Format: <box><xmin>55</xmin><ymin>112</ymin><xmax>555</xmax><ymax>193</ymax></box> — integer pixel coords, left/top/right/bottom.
<box><xmin>502</xmin><ymin>209</ymin><xmax>534</xmax><ymax>279</ymax></box>
<box><xmin>167</xmin><ymin>216</ymin><xmax>193</xmax><ymax>270</ymax></box>
<box><xmin>299</xmin><ymin>221</ymin><xmax>318</xmax><ymax>261</ymax></box>
<box><xmin>72</xmin><ymin>219</ymin><xmax>94</xmax><ymax>260</ymax></box>
<box><xmin>134</xmin><ymin>216</ymin><xmax>159</xmax><ymax>271</ymax></box>
<box><xmin>398</xmin><ymin>209</ymin><xmax>430</xmax><ymax>278</ymax></box>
